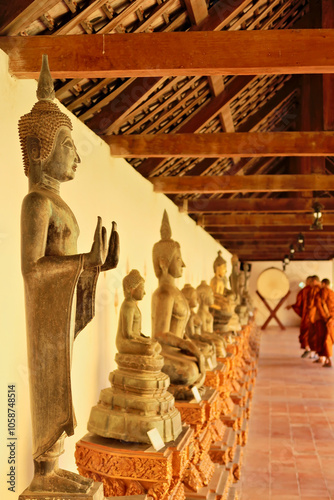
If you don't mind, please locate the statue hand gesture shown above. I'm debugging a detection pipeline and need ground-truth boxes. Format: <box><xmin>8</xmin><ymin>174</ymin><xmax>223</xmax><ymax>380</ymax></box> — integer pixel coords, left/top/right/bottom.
<box><xmin>101</xmin><ymin>221</ymin><xmax>120</xmax><ymax>271</ymax></box>
<box><xmin>84</xmin><ymin>216</ymin><xmax>107</xmax><ymax>269</ymax></box>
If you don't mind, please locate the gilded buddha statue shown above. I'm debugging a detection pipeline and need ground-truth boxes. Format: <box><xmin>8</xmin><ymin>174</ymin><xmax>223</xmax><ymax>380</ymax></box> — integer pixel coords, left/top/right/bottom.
<box><xmin>19</xmin><ymin>56</ymin><xmax>119</xmax><ymax>496</ymax></box>
<box><xmin>151</xmin><ymin>211</ymin><xmax>206</xmax><ymax>400</ymax></box>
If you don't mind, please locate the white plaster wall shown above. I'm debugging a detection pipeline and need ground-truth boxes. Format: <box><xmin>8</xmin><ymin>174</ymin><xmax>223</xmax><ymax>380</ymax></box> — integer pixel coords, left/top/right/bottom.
<box><xmin>0</xmin><ymin>49</ymin><xmax>232</xmax><ymax>496</ymax></box>
<box><xmin>249</xmin><ymin>260</ymin><xmax>333</xmax><ymax>328</ymax></box>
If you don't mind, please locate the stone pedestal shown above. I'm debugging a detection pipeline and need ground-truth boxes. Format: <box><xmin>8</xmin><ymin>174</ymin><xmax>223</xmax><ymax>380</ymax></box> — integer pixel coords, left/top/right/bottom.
<box><xmin>88</xmin><ymin>354</ymin><xmax>182</xmax><ymax>444</ymax></box>
<box><xmin>19</xmin><ymin>482</ymin><xmax>105</xmax><ymax>500</ymax></box>
<box><xmin>75</xmin><ymin>427</ymin><xmax>194</xmax><ymax>500</ymax></box>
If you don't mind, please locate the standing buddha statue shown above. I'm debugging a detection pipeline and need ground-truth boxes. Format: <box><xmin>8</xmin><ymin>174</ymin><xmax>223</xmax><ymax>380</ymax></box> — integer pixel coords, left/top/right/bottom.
<box><xmin>19</xmin><ymin>56</ymin><xmax>119</xmax><ymax>496</ymax></box>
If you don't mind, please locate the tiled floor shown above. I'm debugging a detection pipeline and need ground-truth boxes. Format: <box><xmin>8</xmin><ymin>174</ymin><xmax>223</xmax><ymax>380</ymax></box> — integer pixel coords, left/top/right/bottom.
<box><xmin>239</xmin><ymin>326</ymin><xmax>334</xmax><ymax>500</ymax></box>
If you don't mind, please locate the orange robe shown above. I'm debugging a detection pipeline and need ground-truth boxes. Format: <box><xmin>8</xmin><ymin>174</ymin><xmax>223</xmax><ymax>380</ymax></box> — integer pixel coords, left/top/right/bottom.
<box><xmin>316</xmin><ymin>287</ymin><xmax>334</xmax><ymax>358</ymax></box>
<box><xmin>307</xmin><ymin>285</ymin><xmax>322</xmax><ymax>352</ymax></box>
<box><xmin>291</xmin><ymin>285</ymin><xmax>311</xmax><ymax>349</ymax></box>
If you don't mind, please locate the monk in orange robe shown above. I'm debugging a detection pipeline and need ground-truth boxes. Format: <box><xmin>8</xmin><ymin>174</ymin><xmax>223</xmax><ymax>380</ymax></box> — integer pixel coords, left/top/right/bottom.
<box><xmin>307</xmin><ymin>275</ymin><xmax>322</xmax><ymax>357</ymax></box>
<box><xmin>315</xmin><ymin>279</ymin><xmax>334</xmax><ymax>367</ymax></box>
<box><xmin>287</xmin><ymin>276</ymin><xmax>312</xmax><ymax>357</ymax></box>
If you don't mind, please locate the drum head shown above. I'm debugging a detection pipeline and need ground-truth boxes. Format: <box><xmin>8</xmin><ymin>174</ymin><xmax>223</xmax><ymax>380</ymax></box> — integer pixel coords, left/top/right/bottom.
<box><xmin>257</xmin><ymin>267</ymin><xmax>290</xmax><ymax>300</ymax></box>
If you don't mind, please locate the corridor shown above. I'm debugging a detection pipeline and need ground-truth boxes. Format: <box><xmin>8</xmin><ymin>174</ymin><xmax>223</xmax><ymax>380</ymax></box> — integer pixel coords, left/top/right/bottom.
<box><xmin>239</xmin><ymin>327</ymin><xmax>334</xmax><ymax>500</ymax></box>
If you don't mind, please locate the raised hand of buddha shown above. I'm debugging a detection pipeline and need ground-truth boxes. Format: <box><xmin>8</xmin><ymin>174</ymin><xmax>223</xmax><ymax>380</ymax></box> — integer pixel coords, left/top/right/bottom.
<box><xmin>84</xmin><ymin>216</ymin><xmax>107</xmax><ymax>269</ymax></box>
<box><xmin>101</xmin><ymin>221</ymin><xmax>120</xmax><ymax>271</ymax></box>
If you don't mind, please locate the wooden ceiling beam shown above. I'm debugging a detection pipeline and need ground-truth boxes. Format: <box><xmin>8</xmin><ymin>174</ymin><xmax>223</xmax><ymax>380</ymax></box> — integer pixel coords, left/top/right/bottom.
<box><xmin>323</xmin><ymin>1</ymin><xmax>334</xmax><ymax>131</ymax></box>
<box><xmin>155</xmin><ymin>174</ymin><xmax>334</xmax><ymax>195</ymax></box>
<box><xmin>108</xmin><ymin>132</ymin><xmax>334</xmax><ymax>160</ymax></box>
<box><xmin>221</xmin><ymin>247</ymin><xmax>321</xmax><ymax>254</ymax></box>
<box><xmin>206</xmin><ymin>225</ymin><xmax>334</xmax><ymax>233</ymax></box>
<box><xmin>225</xmin><ymin>254</ymin><xmax>333</xmax><ymax>261</ymax></box>
<box><xmin>202</xmin><ymin>213</ymin><xmax>334</xmax><ymax>227</ymax></box>
<box><xmin>218</xmin><ymin>235</ymin><xmax>334</xmax><ymax>242</ymax></box>
<box><xmin>183</xmin><ymin>198</ymin><xmax>334</xmax><ymax>213</ymax></box>
<box><xmin>3</xmin><ymin>30</ymin><xmax>334</xmax><ymax>78</ymax></box>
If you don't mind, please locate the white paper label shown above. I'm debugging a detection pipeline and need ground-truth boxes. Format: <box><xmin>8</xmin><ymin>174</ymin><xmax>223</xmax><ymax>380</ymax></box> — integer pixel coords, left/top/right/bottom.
<box><xmin>191</xmin><ymin>386</ymin><xmax>202</xmax><ymax>402</ymax></box>
<box><xmin>147</xmin><ymin>428</ymin><xmax>165</xmax><ymax>451</ymax></box>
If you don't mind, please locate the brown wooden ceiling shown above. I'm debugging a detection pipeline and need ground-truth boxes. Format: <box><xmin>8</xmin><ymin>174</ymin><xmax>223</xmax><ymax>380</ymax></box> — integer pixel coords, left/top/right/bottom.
<box><xmin>2</xmin><ymin>0</ymin><xmax>334</xmax><ymax>262</ymax></box>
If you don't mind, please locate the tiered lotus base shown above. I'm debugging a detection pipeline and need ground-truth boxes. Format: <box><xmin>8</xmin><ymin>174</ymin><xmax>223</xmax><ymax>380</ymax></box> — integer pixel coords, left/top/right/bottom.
<box><xmin>88</xmin><ymin>353</ymin><xmax>182</xmax><ymax>444</ymax></box>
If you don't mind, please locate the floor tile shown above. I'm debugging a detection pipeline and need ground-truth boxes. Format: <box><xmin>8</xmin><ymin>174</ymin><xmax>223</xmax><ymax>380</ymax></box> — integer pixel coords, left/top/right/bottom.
<box><xmin>239</xmin><ymin>326</ymin><xmax>334</xmax><ymax>499</ymax></box>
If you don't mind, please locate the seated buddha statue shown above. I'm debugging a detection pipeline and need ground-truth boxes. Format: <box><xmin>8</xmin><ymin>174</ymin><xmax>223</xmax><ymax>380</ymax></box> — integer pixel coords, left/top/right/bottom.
<box><xmin>210</xmin><ymin>251</ymin><xmax>241</xmax><ymax>333</ymax></box>
<box><xmin>152</xmin><ymin>211</ymin><xmax>206</xmax><ymax>400</ymax></box>
<box><xmin>196</xmin><ymin>280</ymin><xmax>227</xmax><ymax>358</ymax></box>
<box><xmin>181</xmin><ymin>284</ymin><xmax>217</xmax><ymax>369</ymax></box>
<box><xmin>88</xmin><ymin>269</ymin><xmax>182</xmax><ymax>443</ymax></box>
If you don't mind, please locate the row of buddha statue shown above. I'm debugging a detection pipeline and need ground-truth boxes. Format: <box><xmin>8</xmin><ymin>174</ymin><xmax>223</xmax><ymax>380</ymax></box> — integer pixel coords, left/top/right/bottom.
<box><xmin>88</xmin><ymin>210</ymin><xmax>253</xmax><ymax>447</ymax></box>
<box><xmin>18</xmin><ymin>56</ymin><xmax>252</xmax><ymax>499</ymax></box>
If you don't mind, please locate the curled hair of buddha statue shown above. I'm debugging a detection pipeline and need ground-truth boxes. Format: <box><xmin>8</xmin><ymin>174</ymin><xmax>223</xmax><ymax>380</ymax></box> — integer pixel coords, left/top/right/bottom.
<box><xmin>152</xmin><ymin>210</ymin><xmax>181</xmax><ymax>278</ymax></box>
<box><xmin>123</xmin><ymin>269</ymin><xmax>144</xmax><ymax>298</ymax></box>
<box><xmin>18</xmin><ymin>54</ymin><xmax>73</xmax><ymax>176</ymax></box>
<box><xmin>213</xmin><ymin>250</ymin><xmax>226</xmax><ymax>272</ymax></box>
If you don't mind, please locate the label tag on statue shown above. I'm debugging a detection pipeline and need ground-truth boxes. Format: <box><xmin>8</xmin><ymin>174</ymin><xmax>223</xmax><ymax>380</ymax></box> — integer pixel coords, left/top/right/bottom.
<box><xmin>191</xmin><ymin>386</ymin><xmax>202</xmax><ymax>403</ymax></box>
<box><xmin>147</xmin><ymin>428</ymin><xmax>165</xmax><ymax>451</ymax></box>
<box><xmin>207</xmin><ymin>358</ymin><xmax>214</xmax><ymax>370</ymax></box>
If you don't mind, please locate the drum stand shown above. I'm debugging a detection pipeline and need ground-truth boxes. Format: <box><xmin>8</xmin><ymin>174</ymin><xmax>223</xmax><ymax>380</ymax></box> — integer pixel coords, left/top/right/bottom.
<box><xmin>256</xmin><ymin>290</ymin><xmax>290</xmax><ymax>330</ymax></box>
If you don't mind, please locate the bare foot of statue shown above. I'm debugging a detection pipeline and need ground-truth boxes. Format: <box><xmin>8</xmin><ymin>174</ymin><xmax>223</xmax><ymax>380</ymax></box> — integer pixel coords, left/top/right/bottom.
<box><xmin>29</xmin><ymin>471</ymin><xmax>90</xmax><ymax>493</ymax></box>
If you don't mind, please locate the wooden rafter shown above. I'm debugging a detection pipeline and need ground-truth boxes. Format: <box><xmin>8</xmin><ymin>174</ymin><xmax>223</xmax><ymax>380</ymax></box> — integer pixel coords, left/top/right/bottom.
<box><xmin>85</xmin><ymin>77</ymin><xmax>163</xmax><ymax>134</ymax></box>
<box><xmin>136</xmin><ymin>75</ymin><xmax>254</xmax><ymax>176</ymax></box>
<box><xmin>2</xmin><ymin>30</ymin><xmax>334</xmax><ymax>78</ymax></box>
<box><xmin>0</xmin><ymin>0</ymin><xmax>59</xmax><ymax>35</ymax></box>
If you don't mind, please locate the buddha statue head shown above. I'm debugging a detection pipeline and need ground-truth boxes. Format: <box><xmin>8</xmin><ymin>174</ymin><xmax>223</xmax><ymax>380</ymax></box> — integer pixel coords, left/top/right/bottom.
<box><xmin>231</xmin><ymin>254</ymin><xmax>239</xmax><ymax>268</ymax></box>
<box><xmin>153</xmin><ymin>210</ymin><xmax>185</xmax><ymax>279</ymax></box>
<box><xmin>213</xmin><ymin>251</ymin><xmax>227</xmax><ymax>278</ymax></box>
<box><xmin>197</xmin><ymin>280</ymin><xmax>214</xmax><ymax>307</ymax></box>
<box><xmin>181</xmin><ymin>284</ymin><xmax>198</xmax><ymax>309</ymax></box>
<box><xmin>18</xmin><ymin>55</ymin><xmax>80</xmax><ymax>187</ymax></box>
<box><xmin>123</xmin><ymin>269</ymin><xmax>145</xmax><ymax>301</ymax></box>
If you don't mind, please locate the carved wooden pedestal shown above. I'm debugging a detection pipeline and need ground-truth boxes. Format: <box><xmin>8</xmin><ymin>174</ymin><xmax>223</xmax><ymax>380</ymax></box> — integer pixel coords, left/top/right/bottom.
<box><xmin>174</xmin><ymin>389</ymin><xmax>229</xmax><ymax>499</ymax></box>
<box><xmin>201</xmin><ymin>321</ymin><xmax>260</xmax><ymax>499</ymax></box>
<box><xmin>75</xmin><ymin>426</ymin><xmax>194</xmax><ymax>500</ymax></box>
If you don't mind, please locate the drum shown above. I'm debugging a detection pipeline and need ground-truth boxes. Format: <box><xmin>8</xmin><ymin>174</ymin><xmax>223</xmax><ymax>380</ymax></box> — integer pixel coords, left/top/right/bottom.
<box><xmin>257</xmin><ymin>267</ymin><xmax>290</xmax><ymax>301</ymax></box>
